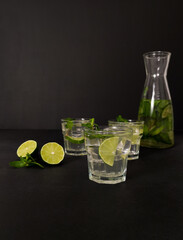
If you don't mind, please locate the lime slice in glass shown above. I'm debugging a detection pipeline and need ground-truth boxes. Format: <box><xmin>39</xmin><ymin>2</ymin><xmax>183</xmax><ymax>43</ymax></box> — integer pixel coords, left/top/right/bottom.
<box><xmin>40</xmin><ymin>142</ymin><xmax>64</xmax><ymax>165</ymax></box>
<box><xmin>149</xmin><ymin>125</ymin><xmax>164</xmax><ymax>136</ymax></box>
<box><xmin>161</xmin><ymin>104</ymin><xmax>172</xmax><ymax>118</ymax></box>
<box><xmin>99</xmin><ymin>137</ymin><xmax>119</xmax><ymax>167</ymax></box>
<box><xmin>17</xmin><ymin>140</ymin><xmax>37</xmax><ymax>157</ymax></box>
<box><xmin>65</xmin><ymin>135</ymin><xmax>84</xmax><ymax>144</ymax></box>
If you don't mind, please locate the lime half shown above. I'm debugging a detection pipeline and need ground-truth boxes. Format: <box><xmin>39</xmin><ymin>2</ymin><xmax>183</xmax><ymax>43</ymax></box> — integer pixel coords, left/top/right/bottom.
<box><xmin>99</xmin><ymin>137</ymin><xmax>119</xmax><ymax>167</ymax></box>
<box><xmin>40</xmin><ymin>142</ymin><xmax>64</xmax><ymax>165</ymax></box>
<box><xmin>65</xmin><ymin>135</ymin><xmax>84</xmax><ymax>144</ymax></box>
<box><xmin>17</xmin><ymin>140</ymin><xmax>37</xmax><ymax>157</ymax></box>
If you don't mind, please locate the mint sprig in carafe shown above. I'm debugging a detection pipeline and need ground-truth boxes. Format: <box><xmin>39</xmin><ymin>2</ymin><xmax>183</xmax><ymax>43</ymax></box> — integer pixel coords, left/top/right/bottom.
<box><xmin>138</xmin><ymin>51</ymin><xmax>174</xmax><ymax>148</ymax></box>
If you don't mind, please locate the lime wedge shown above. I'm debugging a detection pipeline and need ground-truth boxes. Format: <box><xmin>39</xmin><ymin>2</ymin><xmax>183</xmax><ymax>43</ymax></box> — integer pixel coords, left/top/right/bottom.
<box><xmin>40</xmin><ymin>142</ymin><xmax>64</xmax><ymax>165</ymax></box>
<box><xmin>65</xmin><ymin>135</ymin><xmax>84</xmax><ymax>144</ymax></box>
<box><xmin>99</xmin><ymin>137</ymin><xmax>119</xmax><ymax>166</ymax></box>
<box><xmin>17</xmin><ymin>140</ymin><xmax>37</xmax><ymax>157</ymax></box>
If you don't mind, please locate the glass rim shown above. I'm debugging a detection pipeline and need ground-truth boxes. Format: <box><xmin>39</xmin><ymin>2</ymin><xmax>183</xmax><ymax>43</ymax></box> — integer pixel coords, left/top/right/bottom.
<box><xmin>143</xmin><ymin>51</ymin><xmax>171</xmax><ymax>59</ymax></box>
<box><xmin>84</xmin><ymin>125</ymin><xmax>133</xmax><ymax>135</ymax></box>
<box><xmin>61</xmin><ymin>118</ymin><xmax>91</xmax><ymax>123</ymax></box>
<box><xmin>108</xmin><ymin>119</ymin><xmax>144</xmax><ymax>125</ymax></box>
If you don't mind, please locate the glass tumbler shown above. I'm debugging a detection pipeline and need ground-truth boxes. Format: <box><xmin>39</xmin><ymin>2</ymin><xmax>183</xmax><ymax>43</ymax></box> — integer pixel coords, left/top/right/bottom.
<box><xmin>85</xmin><ymin>126</ymin><xmax>132</xmax><ymax>184</ymax></box>
<box><xmin>108</xmin><ymin>120</ymin><xmax>144</xmax><ymax>160</ymax></box>
<box><xmin>61</xmin><ymin>118</ymin><xmax>90</xmax><ymax>156</ymax></box>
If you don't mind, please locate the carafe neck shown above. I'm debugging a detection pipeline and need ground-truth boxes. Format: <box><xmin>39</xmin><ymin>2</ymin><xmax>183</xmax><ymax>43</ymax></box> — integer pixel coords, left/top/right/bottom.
<box><xmin>144</xmin><ymin>51</ymin><xmax>171</xmax><ymax>77</ymax></box>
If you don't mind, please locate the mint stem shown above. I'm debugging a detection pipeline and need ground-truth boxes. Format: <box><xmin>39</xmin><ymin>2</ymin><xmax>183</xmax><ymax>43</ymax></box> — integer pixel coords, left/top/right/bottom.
<box><xmin>33</xmin><ymin>162</ymin><xmax>44</xmax><ymax>168</ymax></box>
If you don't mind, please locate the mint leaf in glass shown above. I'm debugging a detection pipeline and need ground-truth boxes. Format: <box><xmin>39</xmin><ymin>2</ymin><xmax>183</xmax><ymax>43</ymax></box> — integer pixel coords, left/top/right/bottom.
<box><xmin>65</xmin><ymin>118</ymin><xmax>74</xmax><ymax>130</ymax></box>
<box><xmin>138</xmin><ymin>99</ymin><xmax>174</xmax><ymax>148</ymax></box>
<box><xmin>82</xmin><ymin>118</ymin><xmax>99</xmax><ymax>130</ymax></box>
<box><xmin>116</xmin><ymin>115</ymin><xmax>128</xmax><ymax>122</ymax></box>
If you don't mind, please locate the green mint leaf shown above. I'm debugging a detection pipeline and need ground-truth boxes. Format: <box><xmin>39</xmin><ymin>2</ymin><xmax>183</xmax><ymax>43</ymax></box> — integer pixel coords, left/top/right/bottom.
<box><xmin>116</xmin><ymin>115</ymin><xmax>128</xmax><ymax>122</ymax></box>
<box><xmin>9</xmin><ymin>153</ymin><xmax>44</xmax><ymax>169</ymax></box>
<box><xmin>65</xmin><ymin>118</ymin><xmax>74</xmax><ymax>130</ymax></box>
<box><xmin>9</xmin><ymin>161</ymin><xmax>27</xmax><ymax>168</ymax></box>
<box><xmin>90</xmin><ymin>118</ymin><xmax>94</xmax><ymax>126</ymax></box>
<box><xmin>82</xmin><ymin>122</ymin><xmax>92</xmax><ymax>129</ymax></box>
<box><xmin>19</xmin><ymin>156</ymin><xmax>26</xmax><ymax>162</ymax></box>
<box><xmin>82</xmin><ymin>118</ymin><xmax>99</xmax><ymax>130</ymax></box>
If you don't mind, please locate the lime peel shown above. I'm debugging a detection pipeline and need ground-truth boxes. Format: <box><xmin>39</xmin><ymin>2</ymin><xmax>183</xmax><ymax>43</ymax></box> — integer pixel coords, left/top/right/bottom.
<box><xmin>65</xmin><ymin>135</ymin><xmax>84</xmax><ymax>144</ymax></box>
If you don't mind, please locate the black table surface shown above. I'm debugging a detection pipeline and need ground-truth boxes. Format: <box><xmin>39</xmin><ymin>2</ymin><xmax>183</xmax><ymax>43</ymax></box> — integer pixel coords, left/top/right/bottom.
<box><xmin>0</xmin><ymin>130</ymin><xmax>183</xmax><ymax>240</ymax></box>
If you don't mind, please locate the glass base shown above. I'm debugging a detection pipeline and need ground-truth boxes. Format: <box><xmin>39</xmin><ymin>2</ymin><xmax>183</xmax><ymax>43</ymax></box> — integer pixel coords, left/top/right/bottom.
<box><xmin>128</xmin><ymin>144</ymin><xmax>140</xmax><ymax>160</ymax></box>
<box><xmin>65</xmin><ymin>150</ymin><xmax>87</xmax><ymax>156</ymax></box>
<box><xmin>128</xmin><ymin>154</ymin><xmax>139</xmax><ymax>160</ymax></box>
<box><xmin>89</xmin><ymin>173</ymin><xmax>126</xmax><ymax>184</ymax></box>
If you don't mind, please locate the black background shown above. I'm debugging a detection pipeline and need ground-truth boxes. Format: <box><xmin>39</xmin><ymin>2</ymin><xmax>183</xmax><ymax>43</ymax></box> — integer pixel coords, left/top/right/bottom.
<box><xmin>0</xmin><ymin>0</ymin><xmax>183</xmax><ymax>130</ymax></box>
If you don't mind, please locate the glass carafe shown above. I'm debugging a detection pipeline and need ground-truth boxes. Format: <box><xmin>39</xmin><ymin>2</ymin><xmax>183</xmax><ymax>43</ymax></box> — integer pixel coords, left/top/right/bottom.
<box><xmin>138</xmin><ymin>51</ymin><xmax>174</xmax><ymax>148</ymax></box>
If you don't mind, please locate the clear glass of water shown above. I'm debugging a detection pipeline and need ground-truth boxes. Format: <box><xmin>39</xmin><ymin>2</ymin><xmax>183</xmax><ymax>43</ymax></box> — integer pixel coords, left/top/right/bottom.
<box><xmin>61</xmin><ymin>118</ymin><xmax>90</xmax><ymax>156</ymax></box>
<box><xmin>85</xmin><ymin>126</ymin><xmax>132</xmax><ymax>184</ymax></box>
<box><xmin>108</xmin><ymin>120</ymin><xmax>144</xmax><ymax>160</ymax></box>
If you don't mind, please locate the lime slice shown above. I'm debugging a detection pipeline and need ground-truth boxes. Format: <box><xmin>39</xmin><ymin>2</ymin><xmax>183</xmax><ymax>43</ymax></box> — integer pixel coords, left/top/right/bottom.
<box><xmin>99</xmin><ymin>137</ymin><xmax>119</xmax><ymax>167</ymax></box>
<box><xmin>162</xmin><ymin>104</ymin><xmax>172</xmax><ymax>118</ymax></box>
<box><xmin>149</xmin><ymin>124</ymin><xmax>165</xmax><ymax>136</ymax></box>
<box><xmin>40</xmin><ymin>142</ymin><xmax>64</xmax><ymax>165</ymax></box>
<box><xmin>17</xmin><ymin>140</ymin><xmax>37</xmax><ymax>157</ymax></box>
<box><xmin>65</xmin><ymin>135</ymin><xmax>84</xmax><ymax>144</ymax></box>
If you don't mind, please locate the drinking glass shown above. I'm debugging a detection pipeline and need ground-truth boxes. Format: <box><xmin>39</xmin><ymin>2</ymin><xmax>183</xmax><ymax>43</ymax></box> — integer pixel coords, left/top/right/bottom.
<box><xmin>108</xmin><ymin>120</ymin><xmax>144</xmax><ymax>160</ymax></box>
<box><xmin>85</xmin><ymin>126</ymin><xmax>132</xmax><ymax>184</ymax></box>
<box><xmin>61</xmin><ymin>118</ymin><xmax>90</xmax><ymax>156</ymax></box>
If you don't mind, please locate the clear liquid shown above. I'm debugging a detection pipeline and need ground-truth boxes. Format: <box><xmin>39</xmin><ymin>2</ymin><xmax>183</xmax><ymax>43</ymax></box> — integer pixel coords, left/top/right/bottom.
<box><xmin>128</xmin><ymin>143</ymin><xmax>140</xmax><ymax>160</ymax></box>
<box><xmin>63</xmin><ymin>137</ymin><xmax>86</xmax><ymax>156</ymax></box>
<box><xmin>108</xmin><ymin>122</ymin><xmax>143</xmax><ymax>160</ymax></box>
<box><xmin>87</xmin><ymin>145</ymin><xmax>127</xmax><ymax>184</ymax></box>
